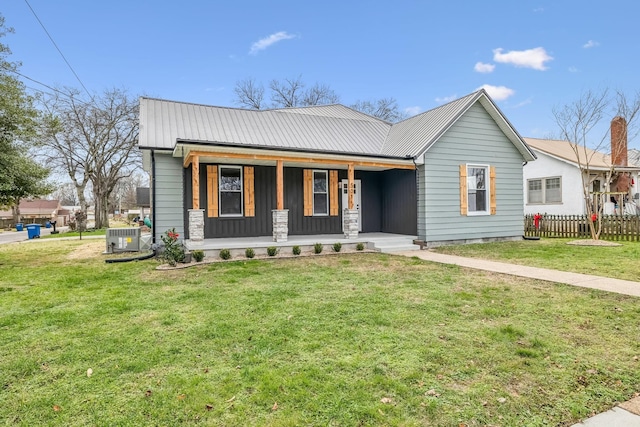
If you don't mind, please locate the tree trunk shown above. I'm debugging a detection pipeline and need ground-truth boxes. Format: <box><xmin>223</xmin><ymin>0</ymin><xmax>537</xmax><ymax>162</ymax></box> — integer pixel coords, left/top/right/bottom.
<box><xmin>11</xmin><ymin>200</ymin><xmax>21</xmax><ymax>224</ymax></box>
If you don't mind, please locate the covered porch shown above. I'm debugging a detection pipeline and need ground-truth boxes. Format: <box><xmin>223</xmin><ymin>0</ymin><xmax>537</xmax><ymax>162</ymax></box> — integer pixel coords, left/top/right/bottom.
<box><xmin>179</xmin><ymin>143</ymin><xmax>417</xmax><ymax>244</ymax></box>
<box><xmin>184</xmin><ymin>232</ymin><xmax>420</xmax><ymax>258</ymax></box>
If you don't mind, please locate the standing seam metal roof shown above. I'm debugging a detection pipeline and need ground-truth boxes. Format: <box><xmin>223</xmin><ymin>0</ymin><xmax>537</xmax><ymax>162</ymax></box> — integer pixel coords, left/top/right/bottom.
<box><xmin>138</xmin><ymin>90</ymin><xmax>534</xmax><ymax>161</ymax></box>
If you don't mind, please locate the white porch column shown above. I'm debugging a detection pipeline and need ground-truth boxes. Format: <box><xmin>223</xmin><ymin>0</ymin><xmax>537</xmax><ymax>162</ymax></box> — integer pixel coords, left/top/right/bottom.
<box><xmin>272</xmin><ymin>209</ymin><xmax>289</xmax><ymax>242</ymax></box>
<box><xmin>188</xmin><ymin>209</ymin><xmax>205</xmax><ymax>246</ymax></box>
<box><xmin>343</xmin><ymin>208</ymin><xmax>359</xmax><ymax>239</ymax></box>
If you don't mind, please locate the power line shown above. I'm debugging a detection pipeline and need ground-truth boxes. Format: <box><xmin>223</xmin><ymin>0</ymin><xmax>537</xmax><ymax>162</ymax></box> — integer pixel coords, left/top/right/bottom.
<box><xmin>1</xmin><ymin>64</ymin><xmax>93</xmax><ymax>106</ymax></box>
<box><xmin>23</xmin><ymin>0</ymin><xmax>93</xmax><ymax>100</ymax></box>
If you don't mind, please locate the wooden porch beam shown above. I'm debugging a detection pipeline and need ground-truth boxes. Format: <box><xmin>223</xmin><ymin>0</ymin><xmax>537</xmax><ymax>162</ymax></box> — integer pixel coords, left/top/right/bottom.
<box><xmin>276</xmin><ymin>160</ymin><xmax>284</xmax><ymax>210</ymax></box>
<box><xmin>192</xmin><ymin>155</ymin><xmax>200</xmax><ymax>209</ymax></box>
<box><xmin>181</xmin><ymin>150</ymin><xmax>415</xmax><ymax>170</ymax></box>
<box><xmin>348</xmin><ymin>163</ymin><xmax>354</xmax><ymax>210</ymax></box>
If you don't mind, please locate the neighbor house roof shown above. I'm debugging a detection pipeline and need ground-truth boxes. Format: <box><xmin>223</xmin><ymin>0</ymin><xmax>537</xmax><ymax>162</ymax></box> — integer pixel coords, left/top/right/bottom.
<box><xmin>629</xmin><ymin>148</ymin><xmax>640</xmax><ymax>167</ymax></box>
<box><xmin>524</xmin><ymin>138</ymin><xmax>640</xmax><ymax>171</ymax></box>
<box><xmin>0</xmin><ymin>199</ymin><xmax>61</xmax><ymax>219</ymax></box>
<box><xmin>139</xmin><ymin>89</ymin><xmax>535</xmax><ymax>161</ymax></box>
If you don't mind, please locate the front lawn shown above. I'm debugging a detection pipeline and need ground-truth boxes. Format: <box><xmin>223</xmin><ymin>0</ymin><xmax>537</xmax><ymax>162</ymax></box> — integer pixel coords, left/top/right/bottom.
<box><xmin>432</xmin><ymin>238</ymin><xmax>640</xmax><ymax>282</ymax></box>
<box><xmin>1</xmin><ymin>240</ymin><xmax>639</xmax><ymax>426</ymax></box>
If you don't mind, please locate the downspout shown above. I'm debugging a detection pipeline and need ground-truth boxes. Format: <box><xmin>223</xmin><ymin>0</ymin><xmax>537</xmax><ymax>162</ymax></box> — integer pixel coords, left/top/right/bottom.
<box><xmin>151</xmin><ymin>149</ymin><xmax>157</xmax><ymax>244</ymax></box>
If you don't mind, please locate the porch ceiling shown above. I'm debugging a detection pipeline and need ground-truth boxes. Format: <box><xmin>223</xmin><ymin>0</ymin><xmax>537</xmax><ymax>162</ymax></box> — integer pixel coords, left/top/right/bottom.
<box><xmin>175</xmin><ymin>143</ymin><xmax>415</xmax><ymax>171</ymax></box>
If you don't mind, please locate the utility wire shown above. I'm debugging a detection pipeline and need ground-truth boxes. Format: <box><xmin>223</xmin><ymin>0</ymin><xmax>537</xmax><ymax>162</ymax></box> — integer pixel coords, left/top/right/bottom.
<box><xmin>1</xmin><ymin>64</ymin><xmax>93</xmax><ymax>107</ymax></box>
<box><xmin>23</xmin><ymin>0</ymin><xmax>93</xmax><ymax>100</ymax></box>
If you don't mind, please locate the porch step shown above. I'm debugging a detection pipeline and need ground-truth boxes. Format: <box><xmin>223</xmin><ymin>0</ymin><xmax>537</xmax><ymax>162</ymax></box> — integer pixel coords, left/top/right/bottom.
<box><xmin>371</xmin><ymin>238</ymin><xmax>421</xmax><ymax>253</ymax></box>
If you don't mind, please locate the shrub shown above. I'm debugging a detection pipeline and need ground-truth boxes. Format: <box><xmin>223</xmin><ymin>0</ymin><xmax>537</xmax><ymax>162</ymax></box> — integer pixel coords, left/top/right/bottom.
<box><xmin>267</xmin><ymin>246</ymin><xmax>278</xmax><ymax>257</ymax></box>
<box><xmin>292</xmin><ymin>245</ymin><xmax>301</xmax><ymax>255</ymax></box>
<box><xmin>314</xmin><ymin>243</ymin><xmax>323</xmax><ymax>254</ymax></box>
<box><xmin>245</xmin><ymin>248</ymin><xmax>255</xmax><ymax>259</ymax></box>
<box><xmin>192</xmin><ymin>250</ymin><xmax>204</xmax><ymax>262</ymax></box>
<box><xmin>219</xmin><ymin>249</ymin><xmax>231</xmax><ymax>260</ymax></box>
<box><xmin>356</xmin><ymin>242</ymin><xmax>365</xmax><ymax>251</ymax></box>
<box><xmin>333</xmin><ymin>242</ymin><xmax>342</xmax><ymax>252</ymax></box>
<box><xmin>160</xmin><ymin>228</ymin><xmax>185</xmax><ymax>266</ymax></box>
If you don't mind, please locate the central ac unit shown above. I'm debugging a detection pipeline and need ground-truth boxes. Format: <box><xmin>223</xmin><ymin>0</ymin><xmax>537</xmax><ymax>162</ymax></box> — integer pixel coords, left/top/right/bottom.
<box><xmin>106</xmin><ymin>228</ymin><xmax>141</xmax><ymax>253</ymax></box>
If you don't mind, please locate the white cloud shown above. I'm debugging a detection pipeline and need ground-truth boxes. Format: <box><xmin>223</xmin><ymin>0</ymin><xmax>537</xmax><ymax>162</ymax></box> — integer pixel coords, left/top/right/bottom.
<box><xmin>474</xmin><ymin>62</ymin><xmax>495</xmax><ymax>73</ymax></box>
<box><xmin>583</xmin><ymin>40</ymin><xmax>600</xmax><ymax>49</ymax></box>
<box><xmin>249</xmin><ymin>31</ymin><xmax>297</xmax><ymax>55</ymax></box>
<box><xmin>476</xmin><ymin>84</ymin><xmax>515</xmax><ymax>101</ymax></box>
<box><xmin>435</xmin><ymin>95</ymin><xmax>457</xmax><ymax>104</ymax></box>
<box><xmin>568</xmin><ymin>66</ymin><xmax>579</xmax><ymax>73</ymax></box>
<box><xmin>404</xmin><ymin>106</ymin><xmax>422</xmax><ymax>116</ymax></box>
<box><xmin>533</xmin><ymin>7</ymin><xmax>544</xmax><ymax>12</ymax></box>
<box><xmin>492</xmin><ymin>47</ymin><xmax>553</xmax><ymax>70</ymax></box>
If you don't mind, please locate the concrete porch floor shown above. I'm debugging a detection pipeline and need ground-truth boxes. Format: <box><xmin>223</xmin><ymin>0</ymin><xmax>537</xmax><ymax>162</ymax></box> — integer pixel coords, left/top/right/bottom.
<box><xmin>185</xmin><ymin>232</ymin><xmax>420</xmax><ymax>256</ymax></box>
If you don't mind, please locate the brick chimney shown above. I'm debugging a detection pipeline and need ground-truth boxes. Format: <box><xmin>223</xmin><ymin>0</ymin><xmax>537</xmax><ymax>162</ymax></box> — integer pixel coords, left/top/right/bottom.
<box><xmin>611</xmin><ymin>116</ymin><xmax>628</xmax><ymax>167</ymax></box>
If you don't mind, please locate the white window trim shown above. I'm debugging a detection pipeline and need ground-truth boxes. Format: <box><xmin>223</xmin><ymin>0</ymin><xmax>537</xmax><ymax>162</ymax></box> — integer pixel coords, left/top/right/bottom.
<box><xmin>467</xmin><ymin>164</ymin><xmax>490</xmax><ymax>216</ymax></box>
<box><xmin>218</xmin><ymin>165</ymin><xmax>243</xmax><ymax>217</ymax></box>
<box><xmin>527</xmin><ymin>176</ymin><xmax>563</xmax><ymax>205</ymax></box>
<box><xmin>312</xmin><ymin>169</ymin><xmax>329</xmax><ymax>216</ymax></box>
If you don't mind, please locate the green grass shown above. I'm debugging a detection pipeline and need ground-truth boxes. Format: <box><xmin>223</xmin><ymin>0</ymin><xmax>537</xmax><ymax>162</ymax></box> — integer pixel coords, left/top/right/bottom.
<box><xmin>433</xmin><ymin>238</ymin><xmax>640</xmax><ymax>282</ymax></box>
<box><xmin>1</xmin><ymin>240</ymin><xmax>639</xmax><ymax>426</ymax></box>
<box><xmin>41</xmin><ymin>228</ymin><xmax>107</xmax><ymax>239</ymax></box>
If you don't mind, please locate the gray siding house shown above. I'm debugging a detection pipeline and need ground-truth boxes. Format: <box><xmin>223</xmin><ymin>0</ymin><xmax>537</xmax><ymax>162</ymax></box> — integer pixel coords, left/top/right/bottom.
<box><xmin>139</xmin><ymin>89</ymin><xmax>536</xmax><ymax>247</ymax></box>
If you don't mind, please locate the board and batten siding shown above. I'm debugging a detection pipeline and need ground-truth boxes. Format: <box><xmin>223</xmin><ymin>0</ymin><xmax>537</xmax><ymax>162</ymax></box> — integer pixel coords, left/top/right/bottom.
<box><xmin>419</xmin><ymin>103</ymin><xmax>525</xmax><ymax>243</ymax></box>
<box><xmin>153</xmin><ymin>152</ymin><xmax>184</xmax><ymax>241</ymax></box>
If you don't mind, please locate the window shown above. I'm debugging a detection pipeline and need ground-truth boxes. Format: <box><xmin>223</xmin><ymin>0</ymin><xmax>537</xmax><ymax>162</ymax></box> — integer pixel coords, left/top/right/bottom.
<box><xmin>527</xmin><ymin>177</ymin><xmax>562</xmax><ymax>204</ymax></box>
<box><xmin>467</xmin><ymin>165</ymin><xmax>488</xmax><ymax>214</ymax></box>
<box><xmin>219</xmin><ymin>166</ymin><xmax>243</xmax><ymax>216</ymax></box>
<box><xmin>313</xmin><ymin>170</ymin><xmax>328</xmax><ymax>215</ymax></box>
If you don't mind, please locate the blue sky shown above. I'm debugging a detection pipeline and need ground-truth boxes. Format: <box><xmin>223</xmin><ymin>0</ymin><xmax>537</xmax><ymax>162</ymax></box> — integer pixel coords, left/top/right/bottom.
<box><xmin>4</xmin><ymin>1</ymin><xmax>640</xmax><ymax>148</ymax></box>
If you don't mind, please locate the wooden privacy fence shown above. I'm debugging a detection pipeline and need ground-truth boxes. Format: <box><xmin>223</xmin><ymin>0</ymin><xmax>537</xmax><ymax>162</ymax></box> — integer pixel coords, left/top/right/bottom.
<box><xmin>524</xmin><ymin>214</ymin><xmax>640</xmax><ymax>241</ymax></box>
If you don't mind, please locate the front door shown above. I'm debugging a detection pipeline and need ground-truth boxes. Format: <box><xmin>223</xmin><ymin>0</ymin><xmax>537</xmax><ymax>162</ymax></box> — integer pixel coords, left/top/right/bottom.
<box><xmin>341</xmin><ymin>179</ymin><xmax>362</xmax><ymax>232</ymax></box>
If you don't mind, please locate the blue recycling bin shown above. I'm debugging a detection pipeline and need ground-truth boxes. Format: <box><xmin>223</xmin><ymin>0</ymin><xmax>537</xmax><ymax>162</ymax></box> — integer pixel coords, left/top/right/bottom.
<box><xmin>15</xmin><ymin>223</ymin><xmax>23</xmax><ymax>232</ymax></box>
<box><xmin>45</xmin><ymin>221</ymin><xmax>51</xmax><ymax>229</ymax></box>
<box><xmin>26</xmin><ymin>224</ymin><xmax>41</xmax><ymax>239</ymax></box>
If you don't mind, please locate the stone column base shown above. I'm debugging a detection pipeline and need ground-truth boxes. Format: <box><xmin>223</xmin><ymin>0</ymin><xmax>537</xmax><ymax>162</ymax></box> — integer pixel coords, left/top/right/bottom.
<box><xmin>343</xmin><ymin>208</ymin><xmax>359</xmax><ymax>239</ymax></box>
<box><xmin>188</xmin><ymin>209</ymin><xmax>205</xmax><ymax>246</ymax></box>
<box><xmin>272</xmin><ymin>209</ymin><xmax>289</xmax><ymax>242</ymax></box>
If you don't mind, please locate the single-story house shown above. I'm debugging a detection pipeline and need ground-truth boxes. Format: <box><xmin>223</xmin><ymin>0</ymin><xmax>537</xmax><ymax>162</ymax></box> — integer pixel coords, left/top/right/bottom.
<box><xmin>0</xmin><ymin>199</ymin><xmax>67</xmax><ymax>227</ymax></box>
<box><xmin>523</xmin><ymin>117</ymin><xmax>640</xmax><ymax>216</ymax></box>
<box><xmin>138</xmin><ymin>89</ymin><xmax>536</xmax><ymax>248</ymax></box>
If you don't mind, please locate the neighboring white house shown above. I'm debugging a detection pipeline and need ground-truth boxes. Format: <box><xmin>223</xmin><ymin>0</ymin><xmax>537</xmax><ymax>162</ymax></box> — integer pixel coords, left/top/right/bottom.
<box><xmin>523</xmin><ymin>118</ymin><xmax>640</xmax><ymax>216</ymax></box>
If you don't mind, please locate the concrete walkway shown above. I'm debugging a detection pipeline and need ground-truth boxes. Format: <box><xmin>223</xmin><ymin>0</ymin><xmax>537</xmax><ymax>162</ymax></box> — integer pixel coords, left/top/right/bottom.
<box><xmin>398</xmin><ymin>250</ymin><xmax>640</xmax><ymax>426</ymax></box>
<box><xmin>399</xmin><ymin>250</ymin><xmax>640</xmax><ymax>297</ymax></box>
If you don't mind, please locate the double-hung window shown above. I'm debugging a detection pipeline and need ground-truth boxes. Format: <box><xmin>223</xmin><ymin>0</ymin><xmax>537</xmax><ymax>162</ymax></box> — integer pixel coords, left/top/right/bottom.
<box><xmin>219</xmin><ymin>166</ymin><xmax>243</xmax><ymax>216</ymax></box>
<box><xmin>313</xmin><ymin>170</ymin><xmax>328</xmax><ymax>215</ymax></box>
<box><xmin>467</xmin><ymin>165</ymin><xmax>489</xmax><ymax>214</ymax></box>
<box><xmin>527</xmin><ymin>177</ymin><xmax>562</xmax><ymax>204</ymax></box>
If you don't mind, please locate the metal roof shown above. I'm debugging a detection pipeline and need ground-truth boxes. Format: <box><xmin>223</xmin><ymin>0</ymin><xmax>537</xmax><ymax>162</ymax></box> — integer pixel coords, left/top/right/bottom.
<box><xmin>139</xmin><ymin>90</ymin><xmax>535</xmax><ymax>161</ymax></box>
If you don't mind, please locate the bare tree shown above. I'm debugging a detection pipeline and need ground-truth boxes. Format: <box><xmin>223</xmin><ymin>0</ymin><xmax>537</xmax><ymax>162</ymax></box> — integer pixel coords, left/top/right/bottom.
<box><xmin>233</xmin><ymin>77</ymin><xmax>265</xmax><ymax>109</ymax></box>
<box><xmin>37</xmin><ymin>87</ymin><xmax>140</xmax><ymax>228</ymax></box>
<box><xmin>234</xmin><ymin>76</ymin><xmax>340</xmax><ymax>109</ymax></box>
<box><xmin>553</xmin><ymin>89</ymin><xmax>640</xmax><ymax>239</ymax></box>
<box><xmin>350</xmin><ymin>98</ymin><xmax>407</xmax><ymax>122</ymax></box>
